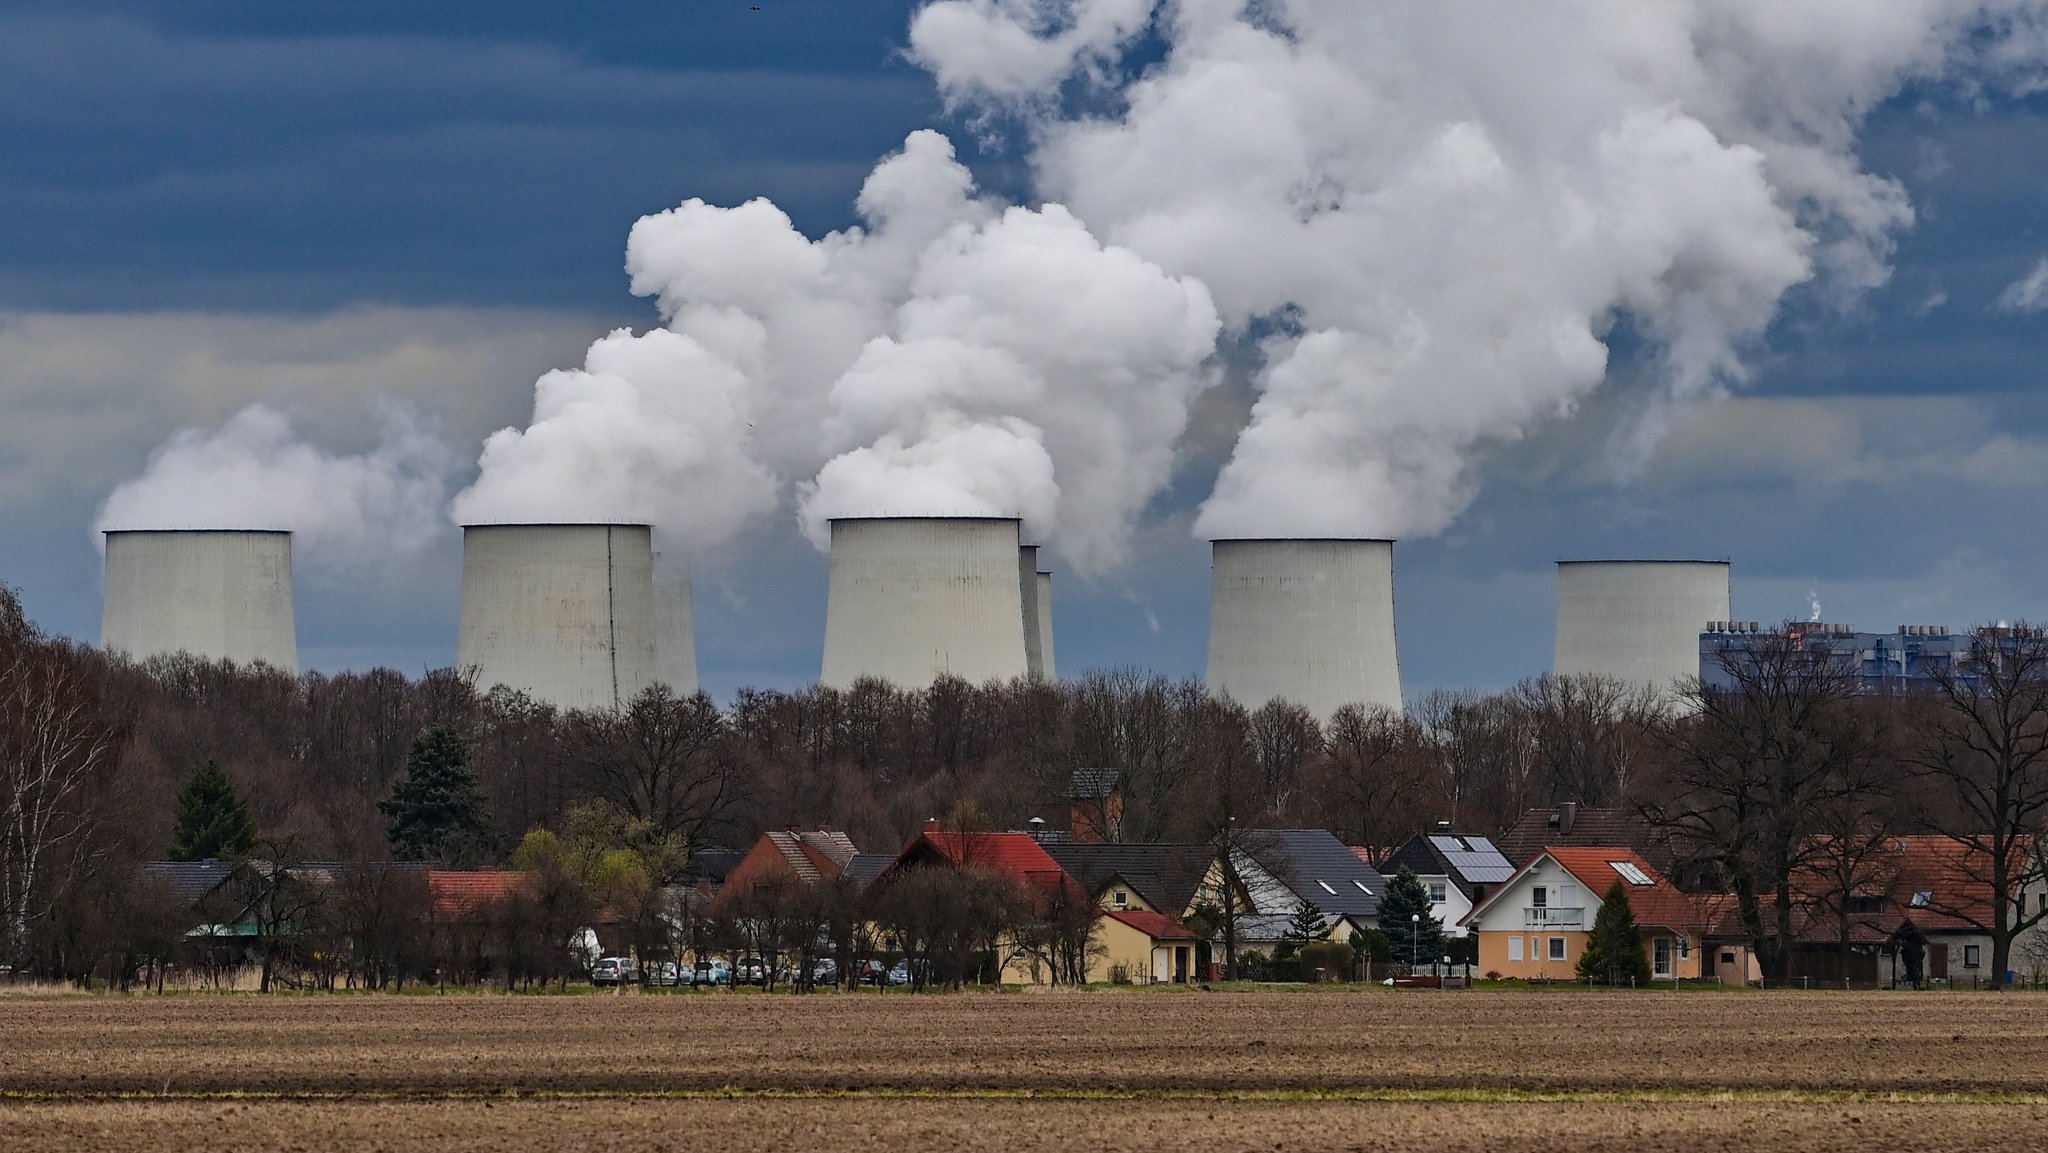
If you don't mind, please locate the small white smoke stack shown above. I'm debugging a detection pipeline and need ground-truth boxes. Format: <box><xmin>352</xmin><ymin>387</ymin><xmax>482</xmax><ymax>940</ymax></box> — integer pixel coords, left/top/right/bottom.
<box><xmin>1034</xmin><ymin>569</ymin><xmax>1055</xmax><ymax>681</ymax></box>
<box><xmin>101</xmin><ymin>529</ymin><xmax>298</xmax><ymax>671</ymax></box>
<box><xmin>653</xmin><ymin>559</ymin><xmax>699</xmax><ymax>698</ymax></box>
<box><xmin>820</xmin><ymin>517</ymin><xmax>1030</xmax><ymax>691</ymax></box>
<box><xmin>1205</xmin><ymin>539</ymin><xmax>1401</xmax><ymax>719</ymax></box>
<box><xmin>1554</xmin><ymin>560</ymin><xmax>1732</xmax><ymax>697</ymax></box>
<box><xmin>457</xmin><ymin>524</ymin><xmax>658</xmax><ymax>712</ymax></box>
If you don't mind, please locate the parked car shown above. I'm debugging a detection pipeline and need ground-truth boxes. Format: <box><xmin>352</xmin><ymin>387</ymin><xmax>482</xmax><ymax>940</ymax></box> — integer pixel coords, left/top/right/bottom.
<box><xmin>810</xmin><ymin>958</ymin><xmax>839</xmax><ymax>987</ymax></box>
<box><xmin>853</xmin><ymin>959</ymin><xmax>888</xmax><ymax>986</ymax></box>
<box><xmin>590</xmin><ymin>956</ymin><xmax>640</xmax><ymax>986</ymax></box>
<box><xmin>648</xmin><ymin>961</ymin><xmax>681</xmax><ymax>987</ymax></box>
<box><xmin>736</xmin><ymin>956</ymin><xmax>769</xmax><ymax>985</ymax></box>
<box><xmin>692</xmin><ymin>959</ymin><xmax>732</xmax><ymax>987</ymax></box>
<box><xmin>887</xmin><ymin>959</ymin><xmax>932</xmax><ymax>987</ymax></box>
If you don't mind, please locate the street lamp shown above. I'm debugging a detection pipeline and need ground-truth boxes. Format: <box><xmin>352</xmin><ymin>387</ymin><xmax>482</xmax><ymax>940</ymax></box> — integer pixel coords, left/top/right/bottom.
<box><xmin>1410</xmin><ymin>913</ymin><xmax>1419</xmax><ymax>973</ymax></box>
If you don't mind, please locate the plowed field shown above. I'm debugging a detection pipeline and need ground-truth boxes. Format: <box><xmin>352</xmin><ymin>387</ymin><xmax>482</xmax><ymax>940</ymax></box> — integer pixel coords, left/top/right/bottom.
<box><xmin>4</xmin><ymin>988</ymin><xmax>2046</xmax><ymax>1151</ymax></box>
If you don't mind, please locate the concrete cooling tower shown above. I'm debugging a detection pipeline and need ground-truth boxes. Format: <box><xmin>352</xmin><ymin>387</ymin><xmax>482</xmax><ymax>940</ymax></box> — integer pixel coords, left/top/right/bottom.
<box><xmin>1019</xmin><ymin>545</ymin><xmax>1053</xmax><ymax>680</ymax></box>
<box><xmin>101</xmin><ymin>529</ymin><xmax>298</xmax><ymax>671</ymax></box>
<box><xmin>1554</xmin><ymin>560</ymin><xmax>1731</xmax><ymax>696</ymax></box>
<box><xmin>653</xmin><ymin>558</ymin><xmax>699</xmax><ymax>697</ymax></box>
<box><xmin>457</xmin><ymin>524</ymin><xmax>658</xmax><ymax>712</ymax></box>
<box><xmin>1205</xmin><ymin>539</ymin><xmax>1402</xmax><ymax>719</ymax></box>
<box><xmin>1034</xmin><ymin>570</ymin><xmax>1056</xmax><ymax>681</ymax></box>
<box><xmin>820</xmin><ymin>517</ymin><xmax>1031</xmax><ymax>691</ymax></box>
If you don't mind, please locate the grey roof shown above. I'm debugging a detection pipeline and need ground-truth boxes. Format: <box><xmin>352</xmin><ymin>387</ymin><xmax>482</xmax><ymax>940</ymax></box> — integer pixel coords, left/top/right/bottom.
<box><xmin>141</xmin><ymin>860</ymin><xmax>241</xmax><ymax>904</ymax></box>
<box><xmin>1242</xmin><ymin>830</ymin><xmax>1386</xmax><ymax>919</ymax></box>
<box><xmin>1068</xmin><ymin>767</ymin><xmax>1122</xmax><ymax>799</ymax></box>
<box><xmin>1041</xmin><ymin>843</ymin><xmax>1214</xmax><ymax>916</ymax></box>
<box><xmin>841</xmin><ymin>853</ymin><xmax>890</xmax><ymax>890</ymax></box>
<box><xmin>681</xmin><ymin>848</ymin><xmax>743</xmax><ymax>886</ymax></box>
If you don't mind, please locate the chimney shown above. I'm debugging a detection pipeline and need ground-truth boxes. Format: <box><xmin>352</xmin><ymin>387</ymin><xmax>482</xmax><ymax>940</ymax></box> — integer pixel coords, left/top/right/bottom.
<box><xmin>1559</xmin><ymin>801</ymin><xmax>1578</xmax><ymax>836</ymax></box>
<box><xmin>923</xmin><ymin>817</ymin><xmax>942</xmax><ymax>834</ymax></box>
<box><xmin>1027</xmin><ymin>816</ymin><xmax>1047</xmax><ymax>841</ymax></box>
<box><xmin>1436</xmin><ymin>820</ymin><xmax>1451</xmax><ymax>830</ymax></box>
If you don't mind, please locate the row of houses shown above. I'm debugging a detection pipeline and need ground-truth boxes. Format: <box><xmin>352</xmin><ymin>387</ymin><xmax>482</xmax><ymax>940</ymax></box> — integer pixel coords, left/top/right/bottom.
<box><xmin>133</xmin><ymin>797</ymin><xmax>2047</xmax><ymax>989</ymax></box>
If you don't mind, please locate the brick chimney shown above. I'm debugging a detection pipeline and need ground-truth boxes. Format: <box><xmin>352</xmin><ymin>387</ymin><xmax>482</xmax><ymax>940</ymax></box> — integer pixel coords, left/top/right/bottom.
<box><xmin>1559</xmin><ymin>801</ymin><xmax>1578</xmax><ymax>836</ymax></box>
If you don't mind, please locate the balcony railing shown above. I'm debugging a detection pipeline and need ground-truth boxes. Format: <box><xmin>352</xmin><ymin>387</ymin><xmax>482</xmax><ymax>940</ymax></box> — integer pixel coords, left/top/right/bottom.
<box><xmin>1524</xmin><ymin>907</ymin><xmax>1585</xmax><ymax>928</ymax></box>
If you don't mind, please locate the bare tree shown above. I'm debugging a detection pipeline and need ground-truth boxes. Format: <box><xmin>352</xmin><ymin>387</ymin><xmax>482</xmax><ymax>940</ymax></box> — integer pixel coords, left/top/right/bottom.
<box><xmin>1312</xmin><ymin>704</ymin><xmax>1430</xmax><ymax>864</ymax></box>
<box><xmin>1647</xmin><ymin>630</ymin><xmax>1879</xmax><ymax>983</ymax></box>
<box><xmin>1904</xmin><ymin>624</ymin><xmax>2048</xmax><ymax>986</ymax></box>
<box><xmin>570</xmin><ymin>685</ymin><xmax>739</xmax><ymax>877</ymax></box>
<box><xmin>0</xmin><ymin>590</ymin><xmax>121</xmax><ymax>966</ymax></box>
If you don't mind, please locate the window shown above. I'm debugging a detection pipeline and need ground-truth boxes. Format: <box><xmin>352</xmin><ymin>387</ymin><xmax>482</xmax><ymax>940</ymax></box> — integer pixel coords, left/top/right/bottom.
<box><xmin>1318</xmin><ymin>880</ymin><xmax>1337</xmax><ymax>896</ymax></box>
<box><xmin>1847</xmin><ymin>895</ymin><xmax>1885</xmax><ymax>914</ymax></box>
<box><xmin>1911</xmin><ymin>890</ymin><xmax>1934</xmax><ymax>908</ymax></box>
<box><xmin>1428</xmin><ymin>882</ymin><xmax>1448</xmax><ymax>903</ymax></box>
<box><xmin>1964</xmin><ymin>945</ymin><xmax>1981</xmax><ymax>969</ymax></box>
<box><xmin>1720</xmin><ymin>952</ymin><xmax>1736</xmax><ymax>965</ymax></box>
<box><xmin>1508</xmin><ymin>936</ymin><xmax>1524</xmax><ymax>962</ymax></box>
<box><xmin>1548</xmin><ymin>937</ymin><xmax>1566</xmax><ymax>961</ymax></box>
<box><xmin>1353</xmin><ymin>880</ymin><xmax>1373</xmax><ymax>894</ymax></box>
<box><xmin>1531</xmin><ymin>885</ymin><xmax>1548</xmax><ymax>908</ymax></box>
<box><xmin>1653</xmin><ymin>937</ymin><xmax>1672</xmax><ymax>977</ymax></box>
<box><xmin>1609</xmin><ymin>861</ymin><xmax>1654</xmax><ymax>886</ymax></box>
<box><xmin>1112</xmin><ymin>890</ymin><xmax>1128</xmax><ymax>909</ymax></box>
<box><xmin>1678</xmin><ymin>938</ymin><xmax>1691</xmax><ymax>960</ymax></box>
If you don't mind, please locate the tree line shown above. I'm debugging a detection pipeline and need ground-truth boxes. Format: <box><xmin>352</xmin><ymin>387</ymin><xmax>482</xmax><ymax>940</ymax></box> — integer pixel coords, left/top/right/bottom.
<box><xmin>4</xmin><ymin>582</ymin><xmax>2046</xmax><ymax>985</ymax></box>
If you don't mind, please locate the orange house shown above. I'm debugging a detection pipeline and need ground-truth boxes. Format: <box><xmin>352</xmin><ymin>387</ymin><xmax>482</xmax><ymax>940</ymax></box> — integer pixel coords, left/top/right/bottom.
<box><xmin>1463</xmin><ymin>847</ymin><xmax>1706</xmax><ymax>981</ymax></box>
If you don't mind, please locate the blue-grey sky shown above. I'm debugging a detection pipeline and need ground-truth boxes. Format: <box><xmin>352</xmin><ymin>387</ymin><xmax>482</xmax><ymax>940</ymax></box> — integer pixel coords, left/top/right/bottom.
<box><xmin>6</xmin><ymin>2</ymin><xmax>2048</xmax><ymax>702</ymax></box>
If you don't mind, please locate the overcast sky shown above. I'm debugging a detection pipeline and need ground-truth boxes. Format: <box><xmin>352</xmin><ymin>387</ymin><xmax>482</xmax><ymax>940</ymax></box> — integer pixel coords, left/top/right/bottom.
<box><xmin>7</xmin><ymin>1</ymin><xmax>2048</xmax><ymax>703</ymax></box>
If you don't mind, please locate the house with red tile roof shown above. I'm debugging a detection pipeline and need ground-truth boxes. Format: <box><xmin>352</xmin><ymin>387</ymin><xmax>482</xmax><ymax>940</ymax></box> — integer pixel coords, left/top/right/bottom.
<box><xmin>706</xmin><ymin>828</ymin><xmax>862</xmax><ymax>916</ymax></box>
<box><xmin>1463</xmin><ymin>847</ymin><xmax>1706</xmax><ymax>981</ymax></box>
<box><xmin>1701</xmin><ymin>835</ymin><xmax>2048</xmax><ymax>987</ymax></box>
<box><xmin>1095</xmin><ymin>908</ymin><xmax>1200</xmax><ymax>984</ymax></box>
<box><xmin>426</xmin><ymin>869</ymin><xmax>535</xmax><ymax>923</ymax></box>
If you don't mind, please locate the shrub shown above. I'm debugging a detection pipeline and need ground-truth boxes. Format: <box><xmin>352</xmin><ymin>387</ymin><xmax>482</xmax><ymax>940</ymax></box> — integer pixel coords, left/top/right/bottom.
<box><xmin>1299</xmin><ymin>940</ymin><xmax>1351</xmax><ymax>982</ymax></box>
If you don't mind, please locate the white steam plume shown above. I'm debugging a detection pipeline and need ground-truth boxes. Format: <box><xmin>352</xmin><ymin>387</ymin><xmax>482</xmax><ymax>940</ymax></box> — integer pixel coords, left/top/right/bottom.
<box><xmin>910</xmin><ymin>0</ymin><xmax>2048</xmax><ymax>540</ymax></box>
<box><xmin>465</xmin><ymin>129</ymin><xmax>1217</xmax><ymax>575</ymax></box>
<box><xmin>95</xmin><ymin>404</ymin><xmax>454</xmax><ymax>578</ymax></box>
<box><xmin>451</xmin><ymin>327</ymin><xmax>776</xmax><ymax>545</ymax></box>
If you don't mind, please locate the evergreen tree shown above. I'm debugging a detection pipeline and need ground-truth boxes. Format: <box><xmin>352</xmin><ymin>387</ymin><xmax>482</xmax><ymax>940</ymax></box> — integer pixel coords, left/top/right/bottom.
<box><xmin>379</xmin><ymin>726</ymin><xmax>489</xmax><ymax>864</ymax></box>
<box><xmin>169</xmin><ymin>760</ymin><xmax>257</xmax><ymax>862</ymax></box>
<box><xmin>1576</xmin><ymin>879</ymin><xmax>1651</xmax><ymax>985</ymax></box>
<box><xmin>1378</xmin><ymin>865</ymin><xmax>1444</xmax><ymax>970</ymax></box>
<box><xmin>1287</xmin><ymin>898</ymin><xmax>1328</xmax><ymax>942</ymax></box>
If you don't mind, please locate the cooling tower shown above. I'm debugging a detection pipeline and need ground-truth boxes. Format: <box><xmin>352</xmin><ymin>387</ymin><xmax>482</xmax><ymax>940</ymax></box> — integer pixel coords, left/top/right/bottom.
<box><xmin>1020</xmin><ymin>545</ymin><xmax>1046</xmax><ymax>680</ymax></box>
<box><xmin>101</xmin><ymin>529</ymin><xmax>298</xmax><ymax>671</ymax></box>
<box><xmin>1035</xmin><ymin>570</ymin><xmax>1056</xmax><ymax>681</ymax></box>
<box><xmin>457</xmin><ymin>524</ymin><xmax>658</xmax><ymax>712</ymax></box>
<box><xmin>1554</xmin><ymin>560</ymin><xmax>1731</xmax><ymax>696</ymax></box>
<box><xmin>653</xmin><ymin>558</ymin><xmax>699</xmax><ymax>697</ymax></box>
<box><xmin>1205</xmin><ymin>539</ymin><xmax>1402</xmax><ymax>719</ymax></box>
<box><xmin>820</xmin><ymin>517</ymin><xmax>1031</xmax><ymax>690</ymax></box>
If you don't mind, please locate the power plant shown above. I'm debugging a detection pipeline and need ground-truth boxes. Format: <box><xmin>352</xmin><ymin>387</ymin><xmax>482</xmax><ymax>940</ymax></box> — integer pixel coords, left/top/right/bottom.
<box><xmin>1019</xmin><ymin>545</ymin><xmax>1057</xmax><ymax>680</ymax></box>
<box><xmin>100</xmin><ymin>529</ymin><xmax>298</xmax><ymax>671</ymax></box>
<box><xmin>653</xmin><ymin>558</ymin><xmax>699</xmax><ymax>698</ymax></box>
<box><xmin>1034</xmin><ymin>568</ymin><xmax>1056</xmax><ymax>681</ymax></box>
<box><xmin>457</xmin><ymin>523</ymin><xmax>658</xmax><ymax>712</ymax></box>
<box><xmin>1204</xmin><ymin>538</ymin><xmax>1403</xmax><ymax>719</ymax></box>
<box><xmin>1554</xmin><ymin>559</ymin><xmax>1731</xmax><ymax>697</ymax></box>
<box><xmin>820</xmin><ymin>517</ymin><xmax>1032</xmax><ymax>691</ymax></box>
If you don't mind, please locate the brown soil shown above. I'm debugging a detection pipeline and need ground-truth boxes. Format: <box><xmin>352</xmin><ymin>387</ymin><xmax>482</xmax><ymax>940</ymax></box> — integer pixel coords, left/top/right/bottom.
<box><xmin>4</xmin><ymin>988</ymin><xmax>2046</xmax><ymax>1150</ymax></box>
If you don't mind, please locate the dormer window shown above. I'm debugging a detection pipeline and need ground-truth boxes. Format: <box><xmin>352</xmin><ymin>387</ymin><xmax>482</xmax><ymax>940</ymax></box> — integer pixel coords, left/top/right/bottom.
<box><xmin>1113</xmin><ymin>890</ymin><xmax>1128</xmax><ymax>909</ymax></box>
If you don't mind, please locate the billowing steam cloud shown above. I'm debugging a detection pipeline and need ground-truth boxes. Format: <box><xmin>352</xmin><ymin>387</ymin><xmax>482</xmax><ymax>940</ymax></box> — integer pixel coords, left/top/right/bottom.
<box><xmin>95</xmin><ymin>404</ymin><xmax>453</xmax><ymax>577</ymax></box>
<box><xmin>464</xmin><ymin>129</ymin><xmax>1216</xmax><ymax>574</ymax></box>
<box><xmin>909</xmin><ymin>0</ymin><xmax>2048</xmax><ymax>540</ymax></box>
